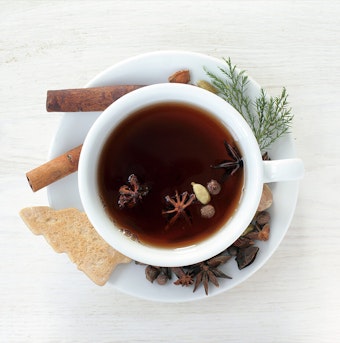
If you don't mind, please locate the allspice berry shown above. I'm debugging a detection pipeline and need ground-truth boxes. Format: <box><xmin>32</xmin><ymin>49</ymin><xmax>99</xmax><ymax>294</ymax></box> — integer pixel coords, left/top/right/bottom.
<box><xmin>145</xmin><ymin>265</ymin><xmax>159</xmax><ymax>283</ymax></box>
<box><xmin>200</xmin><ymin>204</ymin><xmax>216</xmax><ymax>219</ymax></box>
<box><xmin>206</xmin><ymin>179</ymin><xmax>221</xmax><ymax>195</ymax></box>
<box><xmin>156</xmin><ymin>272</ymin><xmax>169</xmax><ymax>285</ymax></box>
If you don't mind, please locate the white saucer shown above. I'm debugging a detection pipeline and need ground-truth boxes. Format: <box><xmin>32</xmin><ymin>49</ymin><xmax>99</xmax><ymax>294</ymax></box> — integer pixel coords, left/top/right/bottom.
<box><xmin>47</xmin><ymin>51</ymin><xmax>300</xmax><ymax>302</ymax></box>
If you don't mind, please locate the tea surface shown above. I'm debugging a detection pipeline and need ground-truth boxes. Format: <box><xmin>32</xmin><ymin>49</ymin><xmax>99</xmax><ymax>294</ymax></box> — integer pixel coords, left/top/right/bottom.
<box><xmin>98</xmin><ymin>102</ymin><xmax>244</xmax><ymax>248</ymax></box>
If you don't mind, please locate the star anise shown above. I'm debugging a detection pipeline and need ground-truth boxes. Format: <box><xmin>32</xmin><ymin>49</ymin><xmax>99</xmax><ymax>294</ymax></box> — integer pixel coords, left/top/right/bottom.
<box><xmin>162</xmin><ymin>190</ymin><xmax>196</xmax><ymax>228</ymax></box>
<box><xmin>189</xmin><ymin>255</ymin><xmax>232</xmax><ymax>295</ymax></box>
<box><xmin>211</xmin><ymin>140</ymin><xmax>243</xmax><ymax>180</ymax></box>
<box><xmin>118</xmin><ymin>174</ymin><xmax>149</xmax><ymax>209</ymax></box>
<box><xmin>245</xmin><ymin>223</ymin><xmax>270</xmax><ymax>241</ymax></box>
<box><xmin>171</xmin><ymin>267</ymin><xmax>194</xmax><ymax>287</ymax></box>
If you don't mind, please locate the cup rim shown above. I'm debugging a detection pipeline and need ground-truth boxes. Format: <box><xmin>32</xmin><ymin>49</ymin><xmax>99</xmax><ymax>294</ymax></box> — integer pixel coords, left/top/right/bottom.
<box><xmin>78</xmin><ymin>83</ymin><xmax>263</xmax><ymax>266</ymax></box>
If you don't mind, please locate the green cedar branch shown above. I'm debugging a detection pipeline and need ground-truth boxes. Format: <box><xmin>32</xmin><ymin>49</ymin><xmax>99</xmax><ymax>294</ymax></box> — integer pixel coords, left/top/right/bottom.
<box><xmin>204</xmin><ymin>58</ymin><xmax>293</xmax><ymax>151</ymax></box>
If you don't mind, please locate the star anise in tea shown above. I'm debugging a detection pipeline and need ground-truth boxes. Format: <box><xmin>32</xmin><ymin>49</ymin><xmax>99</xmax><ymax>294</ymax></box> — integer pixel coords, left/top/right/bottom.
<box><xmin>118</xmin><ymin>174</ymin><xmax>149</xmax><ymax>209</ymax></box>
<box><xmin>162</xmin><ymin>190</ymin><xmax>196</xmax><ymax>228</ymax></box>
<box><xmin>188</xmin><ymin>255</ymin><xmax>232</xmax><ymax>295</ymax></box>
<box><xmin>211</xmin><ymin>140</ymin><xmax>243</xmax><ymax>180</ymax></box>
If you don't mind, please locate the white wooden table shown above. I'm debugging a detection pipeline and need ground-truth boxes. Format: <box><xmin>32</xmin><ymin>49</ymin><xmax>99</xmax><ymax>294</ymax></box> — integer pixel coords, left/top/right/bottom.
<box><xmin>1</xmin><ymin>1</ymin><xmax>339</xmax><ymax>342</ymax></box>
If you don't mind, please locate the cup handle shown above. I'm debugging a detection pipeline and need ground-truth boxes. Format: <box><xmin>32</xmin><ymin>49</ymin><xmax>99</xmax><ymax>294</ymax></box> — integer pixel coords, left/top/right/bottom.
<box><xmin>263</xmin><ymin>159</ymin><xmax>304</xmax><ymax>183</ymax></box>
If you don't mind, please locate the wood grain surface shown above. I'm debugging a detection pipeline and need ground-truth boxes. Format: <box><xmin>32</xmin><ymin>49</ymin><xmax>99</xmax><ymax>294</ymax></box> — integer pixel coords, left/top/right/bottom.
<box><xmin>1</xmin><ymin>1</ymin><xmax>339</xmax><ymax>342</ymax></box>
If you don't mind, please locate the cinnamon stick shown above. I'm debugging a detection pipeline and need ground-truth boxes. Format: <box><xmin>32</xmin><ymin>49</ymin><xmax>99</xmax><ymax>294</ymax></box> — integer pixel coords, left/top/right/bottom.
<box><xmin>26</xmin><ymin>145</ymin><xmax>82</xmax><ymax>192</ymax></box>
<box><xmin>46</xmin><ymin>85</ymin><xmax>144</xmax><ymax>112</ymax></box>
<box><xmin>46</xmin><ymin>69</ymin><xmax>191</xmax><ymax>112</ymax></box>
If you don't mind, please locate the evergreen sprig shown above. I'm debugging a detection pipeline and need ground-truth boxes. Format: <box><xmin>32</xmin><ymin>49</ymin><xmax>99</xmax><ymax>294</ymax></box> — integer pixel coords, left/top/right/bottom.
<box><xmin>204</xmin><ymin>58</ymin><xmax>293</xmax><ymax>151</ymax></box>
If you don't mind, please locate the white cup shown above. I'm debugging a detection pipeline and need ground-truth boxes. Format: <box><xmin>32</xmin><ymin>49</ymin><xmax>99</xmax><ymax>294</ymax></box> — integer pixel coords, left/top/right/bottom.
<box><xmin>78</xmin><ymin>83</ymin><xmax>304</xmax><ymax>267</ymax></box>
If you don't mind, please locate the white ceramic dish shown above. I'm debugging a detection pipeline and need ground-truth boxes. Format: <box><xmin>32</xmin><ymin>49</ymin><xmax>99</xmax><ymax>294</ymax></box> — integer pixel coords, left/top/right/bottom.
<box><xmin>47</xmin><ymin>51</ymin><xmax>300</xmax><ymax>302</ymax></box>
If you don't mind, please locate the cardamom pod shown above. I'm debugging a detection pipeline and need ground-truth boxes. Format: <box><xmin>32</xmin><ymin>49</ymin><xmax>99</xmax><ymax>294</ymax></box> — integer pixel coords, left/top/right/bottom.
<box><xmin>191</xmin><ymin>182</ymin><xmax>211</xmax><ymax>204</ymax></box>
<box><xmin>196</xmin><ymin>80</ymin><xmax>218</xmax><ymax>94</ymax></box>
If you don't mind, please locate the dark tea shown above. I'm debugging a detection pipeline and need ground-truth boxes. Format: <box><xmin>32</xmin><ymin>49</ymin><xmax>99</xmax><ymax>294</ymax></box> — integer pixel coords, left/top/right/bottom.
<box><xmin>97</xmin><ymin>102</ymin><xmax>244</xmax><ymax>248</ymax></box>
